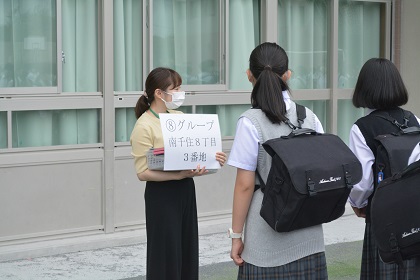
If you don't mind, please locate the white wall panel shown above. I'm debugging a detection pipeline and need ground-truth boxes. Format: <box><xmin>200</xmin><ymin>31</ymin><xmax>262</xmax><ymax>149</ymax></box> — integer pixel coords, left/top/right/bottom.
<box><xmin>0</xmin><ymin>160</ymin><xmax>103</xmax><ymax>241</ymax></box>
<box><xmin>114</xmin><ymin>158</ymin><xmax>146</xmax><ymax>228</ymax></box>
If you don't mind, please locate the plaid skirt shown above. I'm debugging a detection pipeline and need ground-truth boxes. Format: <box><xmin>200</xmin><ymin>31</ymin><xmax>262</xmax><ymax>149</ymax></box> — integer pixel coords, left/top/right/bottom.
<box><xmin>361</xmin><ymin>223</ymin><xmax>417</xmax><ymax>280</ymax></box>
<box><xmin>237</xmin><ymin>252</ymin><xmax>327</xmax><ymax>280</ymax></box>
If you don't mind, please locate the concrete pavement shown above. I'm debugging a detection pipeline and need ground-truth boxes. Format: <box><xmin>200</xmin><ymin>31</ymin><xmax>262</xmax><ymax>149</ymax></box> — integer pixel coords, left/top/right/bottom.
<box><xmin>0</xmin><ymin>205</ymin><xmax>365</xmax><ymax>280</ymax></box>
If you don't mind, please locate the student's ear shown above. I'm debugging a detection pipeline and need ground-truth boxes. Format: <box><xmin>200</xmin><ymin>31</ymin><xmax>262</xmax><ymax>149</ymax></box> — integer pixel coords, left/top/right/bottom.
<box><xmin>246</xmin><ymin>69</ymin><xmax>256</xmax><ymax>85</ymax></box>
<box><xmin>282</xmin><ymin>70</ymin><xmax>292</xmax><ymax>82</ymax></box>
<box><xmin>155</xmin><ymin>88</ymin><xmax>163</xmax><ymax>98</ymax></box>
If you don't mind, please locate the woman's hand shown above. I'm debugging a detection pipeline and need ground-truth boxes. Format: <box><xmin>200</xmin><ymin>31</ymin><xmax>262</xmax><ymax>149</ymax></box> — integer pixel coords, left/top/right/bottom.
<box><xmin>352</xmin><ymin>206</ymin><xmax>367</xmax><ymax>218</ymax></box>
<box><xmin>216</xmin><ymin>152</ymin><xmax>227</xmax><ymax>166</ymax></box>
<box><xmin>230</xmin><ymin>238</ymin><xmax>244</xmax><ymax>266</ymax></box>
<box><xmin>179</xmin><ymin>165</ymin><xmax>208</xmax><ymax>178</ymax></box>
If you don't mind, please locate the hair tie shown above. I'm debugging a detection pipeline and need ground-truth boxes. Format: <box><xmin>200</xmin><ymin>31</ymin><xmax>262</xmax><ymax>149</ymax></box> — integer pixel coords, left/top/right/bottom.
<box><xmin>143</xmin><ymin>92</ymin><xmax>148</xmax><ymax>98</ymax></box>
<box><xmin>264</xmin><ymin>65</ymin><xmax>272</xmax><ymax>71</ymax></box>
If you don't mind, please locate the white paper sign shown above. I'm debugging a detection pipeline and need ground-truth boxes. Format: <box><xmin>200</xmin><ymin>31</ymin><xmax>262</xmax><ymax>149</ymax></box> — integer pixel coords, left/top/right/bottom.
<box><xmin>159</xmin><ymin>114</ymin><xmax>222</xmax><ymax>171</ymax></box>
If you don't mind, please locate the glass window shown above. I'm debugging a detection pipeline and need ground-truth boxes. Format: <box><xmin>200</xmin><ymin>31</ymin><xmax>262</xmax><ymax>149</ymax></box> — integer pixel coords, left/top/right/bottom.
<box><xmin>296</xmin><ymin>100</ymin><xmax>328</xmax><ymax>131</ymax></box>
<box><xmin>114</xmin><ymin>0</ymin><xmax>143</xmax><ymax>92</ymax></box>
<box><xmin>337</xmin><ymin>100</ymin><xmax>364</xmax><ymax>144</ymax></box>
<box><xmin>115</xmin><ymin>106</ymin><xmax>192</xmax><ymax>143</ymax></box>
<box><xmin>338</xmin><ymin>0</ymin><xmax>383</xmax><ymax>88</ymax></box>
<box><xmin>196</xmin><ymin>104</ymin><xmax>250</xmax><ymax>137</ymax></box>
<box><xmin>115</xmin><ymin>107</ymin><xmax>137</xmax><ymax>142</ymax></box>
<box><xmin>229</xmin><ymin>0</ymin><xmax>260</xmax><ymax>90</ymax></box>
<box><xmin>278</xmin><ymin>0</ymin><xmax>329</xmax><ymax>89</ymax></box>
<box><xmin>0</xmin><ymin>111</ymin><xmax>6</xmax><ymax>148</ymax></box>
<box><xmin>12</xmin><ymin>109</ymin><xmax>100</xmax><ymax>147</ymax></box>
<box><xmin>153</xmin><ymin>0</ymin><xmax>221</xmax><ymax>85</ymax></box>
<box><xmin>0</xmin><ymin>0</ymin><xmax>57</xmax><ymax>88</ymax></box>
<box><xmin>177</xmin><ymin>106</ymin><xmax>192</xmax><ymax>114</ymax></box>
<box><xmin>62</xmin><ymin>0</ymin><xmax>98</xmax><ymax>92</ymax></box>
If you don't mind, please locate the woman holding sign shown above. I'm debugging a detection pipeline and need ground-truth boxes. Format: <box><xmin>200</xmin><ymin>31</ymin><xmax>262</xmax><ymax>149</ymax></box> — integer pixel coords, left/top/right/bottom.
<box><xmin>130</xmin><ymin>67</ymin><xmax>226</xmax><ymax>280</ymax></box>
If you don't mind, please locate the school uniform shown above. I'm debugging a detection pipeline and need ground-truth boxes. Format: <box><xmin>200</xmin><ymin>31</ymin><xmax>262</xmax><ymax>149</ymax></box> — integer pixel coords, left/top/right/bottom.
<box><xmin>228</xmin><ymin>91</ymin><xmax>328</xmax><ymax>280</ymax></box>
<box><xmin>131</xmin><ymin>110</ymin><xmax>198</xmax><ymax>280</ymax></box>
<box><xmin>349</xmin><ymin>107</ymin><xmax>420</xmax><ymax>280</ymax></box>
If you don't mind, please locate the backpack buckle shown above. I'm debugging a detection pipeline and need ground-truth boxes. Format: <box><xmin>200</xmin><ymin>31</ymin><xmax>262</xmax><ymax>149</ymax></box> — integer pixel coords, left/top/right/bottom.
<box><xmin>306</xmin><ymin>171</ymin><xmax>317</xmax><ymax>196</ymax></box>
<box><xmin>284</xmin><ymin>119</ymin><xmax>297</xmax><ymax>130</ymax></box>
<box><xmin>389</xmin><ymin>234</ymin><xmax>399</xmax><ymax>253</ymax></box>
<box><xmin>307</xmin><ymin>180</ymin><xmax>316</xmax><ymax>196</ymax></box>
<box><xmin>343</xmin><ymin>164</ymin><xmax>353</xmax><ymax>188</ymax></box>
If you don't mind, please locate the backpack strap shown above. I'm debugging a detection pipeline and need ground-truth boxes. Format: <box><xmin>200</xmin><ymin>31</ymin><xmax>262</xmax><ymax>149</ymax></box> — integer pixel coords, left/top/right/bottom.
<box><xmin>373</xmin><ymin>109</ymin><xmax>413</xmax><ymax>130</ymax></box>
<box><xmin>255</xmin><ymin>169</ymin><xmax>266</xmax><ymax>192</ymax></box>
<box><xmin>283</xmin><ymin>103</ymin><xmax>306</xmax><ymax>130</ymax></box>
<box><xmin>296</xmin><ymin>103</ymin><xmax>306</xmax><ymax>129</ymax></box>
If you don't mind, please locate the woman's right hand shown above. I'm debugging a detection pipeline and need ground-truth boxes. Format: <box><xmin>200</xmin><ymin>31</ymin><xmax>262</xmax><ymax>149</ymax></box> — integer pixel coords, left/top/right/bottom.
<box><xmin>230</xmin><ymin>238</ymin><xmax>244</xmax><ymax>266</ymax></box>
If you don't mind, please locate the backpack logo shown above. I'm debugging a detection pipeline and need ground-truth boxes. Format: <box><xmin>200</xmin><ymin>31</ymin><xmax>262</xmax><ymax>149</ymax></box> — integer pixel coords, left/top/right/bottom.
<box><xmin>319</xmin><ymin>177</ymin><xmax>342</xmax><ymax>184</ymax></box>
<box><xmin>402</xmin><ymin>228</ymin><xmax>420</xmax><ymax>239</ymax></box>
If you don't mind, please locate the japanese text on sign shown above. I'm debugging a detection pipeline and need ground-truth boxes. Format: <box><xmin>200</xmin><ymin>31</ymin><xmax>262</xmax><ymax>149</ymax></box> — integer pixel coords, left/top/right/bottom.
<box><xmin>160</xmin><ymin>114</ymin><xmax>222</xmax><ymax>171</ymax></box>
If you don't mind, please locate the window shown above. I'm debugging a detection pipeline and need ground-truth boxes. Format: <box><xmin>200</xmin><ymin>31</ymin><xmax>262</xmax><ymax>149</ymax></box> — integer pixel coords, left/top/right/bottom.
<box><xmin>275</xmin><ymin>0</ymin><xmax>390</xmax><ymax>142</ymax></box>
<box><xmin>278</xmin><ymin>0</ymin><xmax>329</xmax><ymax>89</ymax></box>
<box><xmin>338</xmin><ymin>0</ymin><xmax>383</xmax><ymax>88</ymax></box>
<box><xmin>0</xmin><ymin>111</ymin><xmax>6</xmax><ymax>148</ymax></box>
<box><xmin>0</xmin><ymin>0</ymin><xmax>57</xmax><ymax>90</ymax></box>
<box><xmin>114</xmin><ymin>0</ymin><xmax>143</xmax><ymax>92</ymax></box>
<box><xmin>115</xmin><ymin>107</ymin><xmax>137</xmax><ymax>142</ymax></box>
<box><xmin>12</xmin><ymin>109</ymin><xmax>100</xmax><ymax>148</ymax></box>
<box><xmin>0</xmin><ymin>0</ymin><xmax>101</xmax><ymax>150</ymax></box>
<box><xmin>196</xmin><ymin>0</ymin><xmax>260</xmax><ymax>137</ymax></box>
<box><xmin>1</xmin><ymin>0</ymin><xmax>391</xmax><ymax>149</ymax></box>
<box><xmin>62</xmin><ymin>0</ymin><xmax>98</xmax><ymax>92</ymax></box>
<box><xmin>337</xmin><ymin>0</ymin><xmax>386</xmax><ymax>142</ymax></box>
<box><xmin>152</xmin><ymin>0</ymin><xmax>222</xmax><ymax>87</ymax></box>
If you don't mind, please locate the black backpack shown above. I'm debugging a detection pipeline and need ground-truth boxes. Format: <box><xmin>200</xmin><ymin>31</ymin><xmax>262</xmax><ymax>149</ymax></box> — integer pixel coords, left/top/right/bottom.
<box><xmin>256</xmin><ymin>104</ymin><xmax>363</xmax><ymax>232</ymax></box>
<box><xmin>372</xmin><ymin>111</ymin><xmax>420</xmax><ymax>186</ymax></box>
<box><xmin>371</xmin><ymin>158</ymin><xmax>420</xmax><ymax>266</ymax></box>
<box><xmin>369</xmin><ymin>111</ymin><xmax>420</xmax><ymax>270</ymax></box>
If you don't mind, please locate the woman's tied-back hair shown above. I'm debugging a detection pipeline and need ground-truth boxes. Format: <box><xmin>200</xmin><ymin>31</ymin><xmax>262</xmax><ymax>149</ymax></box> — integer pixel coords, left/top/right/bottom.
<box><xmin>134</xmin><ymin>67</ymin><xmax>182</xmax><ymax>119</ymax></box>
<box><xmin>250</xmin><ymin>42</ymin><xmax>290</xmax><ymax>124</ymax></box>
<box><xmin>352</xmin><ymin>58</ymin><xmax>408</xmax><ymax>110</ymax></box>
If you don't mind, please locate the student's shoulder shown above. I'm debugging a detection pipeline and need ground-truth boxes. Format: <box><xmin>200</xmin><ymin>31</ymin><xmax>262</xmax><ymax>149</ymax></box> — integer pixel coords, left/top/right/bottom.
<box><xmin>134</xmin><ymin>113</ymin><xmax>154</xmax><ymax>129</ymax></box>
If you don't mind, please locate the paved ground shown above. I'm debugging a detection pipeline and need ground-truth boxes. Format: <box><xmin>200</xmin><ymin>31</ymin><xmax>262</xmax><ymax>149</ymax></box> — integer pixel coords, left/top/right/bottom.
<box><xmin>0</xmin><ymin>206</ymin><xmax>366</xmax><ymax>280</ymax></box>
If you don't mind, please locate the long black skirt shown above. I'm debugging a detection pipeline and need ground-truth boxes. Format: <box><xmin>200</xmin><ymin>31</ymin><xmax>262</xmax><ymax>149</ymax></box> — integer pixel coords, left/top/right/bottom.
<box><xmin>145</xmin><ymin>178</ymin><xmax>198</xmax><ymax>280</ymax></box>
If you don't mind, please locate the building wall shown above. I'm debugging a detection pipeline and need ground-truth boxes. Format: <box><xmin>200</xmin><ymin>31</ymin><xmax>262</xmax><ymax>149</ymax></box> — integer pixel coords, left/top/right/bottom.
<box><xmin>0</xmin><ymin>0</ymin><xmax>405</xmax><ymax>261</ymax></box>
<box><xmin>400</xmin><ymin>1</ymin><xmax>420</xmax><ymax>117</ymax></box>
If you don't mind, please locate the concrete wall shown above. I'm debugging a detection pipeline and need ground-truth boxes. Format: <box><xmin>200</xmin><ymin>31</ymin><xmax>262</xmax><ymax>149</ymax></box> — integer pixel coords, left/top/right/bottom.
<box><xmin>0</xmin><ymin>146</ymin><xmax>236</xmax><ymax>261</ymax></box>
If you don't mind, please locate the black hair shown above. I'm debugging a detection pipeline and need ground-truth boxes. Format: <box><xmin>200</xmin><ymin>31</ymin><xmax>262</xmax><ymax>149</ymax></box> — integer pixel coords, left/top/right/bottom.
<box><xmin>352</xmin><ymin>58</ymin><xmax>408</xmax><ymax>110</ymax></box>
<box><xmin>135</xmin><ymin>67</ymin><xmax>182</xmax><ymax>119</ymax></box>
<box><xmin>249</xmin><ymin>42</ymin><xmax>290</xmax><ymax>123</ymax></box>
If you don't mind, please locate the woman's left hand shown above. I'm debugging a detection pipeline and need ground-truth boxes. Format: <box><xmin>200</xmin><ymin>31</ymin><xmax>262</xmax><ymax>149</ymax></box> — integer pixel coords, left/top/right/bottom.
<box><xmin>181</xmin><ymin>165</ymin><xmax>208</xmax><ymax>178</ymax></box>
<box><xmin>216</xmin><ymin>152</ymin><xmax>227</xmax><ymax>166</ymax></box>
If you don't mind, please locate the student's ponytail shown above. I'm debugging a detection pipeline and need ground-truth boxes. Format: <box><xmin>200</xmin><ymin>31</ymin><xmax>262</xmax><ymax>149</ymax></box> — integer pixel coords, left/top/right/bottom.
<box><xmin>249</xmin><ymin>43</ymin><xmax>290</xmax><ymax>124</ymax></box>
<box><xmin>135</xmin><ymin>95</ymin><xmax>150</xmax><ymax>119</ymax></box>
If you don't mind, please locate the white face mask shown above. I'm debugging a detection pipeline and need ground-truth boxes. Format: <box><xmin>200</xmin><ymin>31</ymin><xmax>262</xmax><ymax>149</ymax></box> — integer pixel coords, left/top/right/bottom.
<box><xmin>160</xmin><ymin>91</ymin><xmax>186</xmax><ymax>109</ymax></box>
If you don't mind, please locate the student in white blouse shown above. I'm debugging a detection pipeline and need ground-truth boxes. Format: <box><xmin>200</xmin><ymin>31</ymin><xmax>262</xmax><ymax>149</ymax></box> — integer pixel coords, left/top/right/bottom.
<box><xmin>347</xmin><ymin>58</ymin><xmax>419</xmax><ymax>279</ymax></box>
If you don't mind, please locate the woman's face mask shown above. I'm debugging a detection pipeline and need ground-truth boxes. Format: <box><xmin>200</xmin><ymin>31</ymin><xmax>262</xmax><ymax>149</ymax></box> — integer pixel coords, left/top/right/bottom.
<box><xmin>161</xmin><ymin>90</ymin><xmax>186</xmax><ymax>109</ymax></box>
